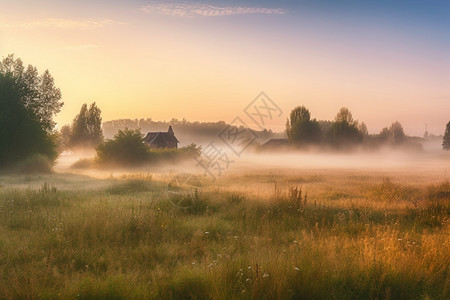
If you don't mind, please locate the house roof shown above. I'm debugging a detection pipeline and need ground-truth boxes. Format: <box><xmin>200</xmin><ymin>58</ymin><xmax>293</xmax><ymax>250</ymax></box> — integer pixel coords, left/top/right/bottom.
<box><xmin>144</xmin><ymin>131</ymin><xmax>179</xmax><ymax>145</ymax></box>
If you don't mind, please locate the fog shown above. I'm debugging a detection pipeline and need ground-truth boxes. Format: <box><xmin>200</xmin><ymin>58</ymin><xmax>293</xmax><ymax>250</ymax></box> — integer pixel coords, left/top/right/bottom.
<box><xmin>54</xmin><ymin>139</ymin><xmax>449</xmax><ymax>185</ymax></box>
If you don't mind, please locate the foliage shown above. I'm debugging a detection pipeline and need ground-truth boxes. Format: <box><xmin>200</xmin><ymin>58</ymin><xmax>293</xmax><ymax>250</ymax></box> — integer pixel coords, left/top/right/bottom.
<box><xmin>286</xmin><ymin>106</ymin><xmax>322</xmax><ymax>145</ymax></box>
<box><xmin>0</xmin><ymin>54</ymin><xmax>62</xmax><ymax>132</ymax></box>
<box><xmin>14</xmin><ymin>154</ymin><xmax>54</xmax><ymax>174</ymax></box>
<box><xmin>96</xmin><ymin>128</ymin><xmax>149</xmax><ymax>166</ymax></box>
<box><xmin>0</xmin><ymin>72</ymin><xmax>58</xmax><ymax>168</ymax></box>
<box><xmin>443</xmin><ymin>121</ymin><xmax>450</xmax><ymax>150</ymax></box>
<box><xmin>96</xmin><ymin>128</ymin><xmax>201</xmax><ymax>167</ymax></box>
<box><xmin>358</xmin><ymin>122</ymin><xmax>369</xmax><ymax>138</ymax></box>
<box><xmin>102</xmin><ymin>118</ymin><xmax>281</xmax><ymax>144</ymax></box>
<box><xmin>0</xmin><ymin>172</ymin><xmax>447</xmax><ymax>299</ymax></box>
<box><xmin>69</xmin><ymin>102</ymin><xmax>104</xmax><ymax>148</ymax></box>
<box><xmin>106</xmin><ymin>178</ymin><xmax>154</xmax><ymax>195</ymax></box>
<box><xmin>327</xmin><ymin>107</ymin><xmax>362</xmax><ymax>147</ymax></box>
<box><xmin>379</xmin><ymin>121</ymin><xmax>406</xmax><ymax>144</ymax></box>
<box><xmin>70</xmin><ymin>158</ymin><xmax>95</xmax><ymax>169</ymax></box>
<box><xmin>58</xmin><ymin>124</ymin><xmax>72</xmax><ymax>151</ymax></box>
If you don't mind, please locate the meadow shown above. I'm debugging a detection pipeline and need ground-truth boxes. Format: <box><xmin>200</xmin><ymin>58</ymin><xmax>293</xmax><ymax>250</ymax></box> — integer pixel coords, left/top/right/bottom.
<box><xmin>0</xmin><ymin>154</ymin><xmax>448</xmax><ymax>299</ymax></box>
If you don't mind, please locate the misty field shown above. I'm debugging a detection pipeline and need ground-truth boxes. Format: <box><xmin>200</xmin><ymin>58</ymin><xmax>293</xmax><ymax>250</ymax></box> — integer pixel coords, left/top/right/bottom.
<box><xmin>0</xmin><ymin>166</ymin><xmax>448</xmax><ymax>299</ymax></box>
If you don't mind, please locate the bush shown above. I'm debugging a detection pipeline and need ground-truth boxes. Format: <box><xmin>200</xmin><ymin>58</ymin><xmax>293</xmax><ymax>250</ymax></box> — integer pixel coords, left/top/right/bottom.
<box><xmin>70</xmin><ymin>158</ymin><xmax>95</xmax><ymax>169</ymax></box>
<box><xmin>96</xmin><ymin>128</ymin><xmax>149</xmax><ymax>166</ymax></box>
<box><xmin>96</xmin><ymin>128</ymin><xmax>201</xmax><ymax>167</ymax></box>
<box><xmin>14</xmin><ymin>154</ymin><xmax>53</xmax><ymax>174</ymax></box>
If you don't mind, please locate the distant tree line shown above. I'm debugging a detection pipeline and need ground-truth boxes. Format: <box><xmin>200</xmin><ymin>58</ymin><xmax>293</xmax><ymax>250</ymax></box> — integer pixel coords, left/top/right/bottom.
<box><xmin>285</xmin><ymin>106</ymin><xmax>429</xmax><ymax>150</ymax></box>
<box><xmin>102</xmin><ymin>118</ymin><xmax>282</xmax><ymax>145</ymax></box>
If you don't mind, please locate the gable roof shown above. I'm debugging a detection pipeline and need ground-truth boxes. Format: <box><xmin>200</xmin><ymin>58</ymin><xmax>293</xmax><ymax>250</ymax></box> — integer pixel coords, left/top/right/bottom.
<box><xmin>144</xmin><ymin>131</ymin><xmax>179</xmax><ymax>145</ymax></box>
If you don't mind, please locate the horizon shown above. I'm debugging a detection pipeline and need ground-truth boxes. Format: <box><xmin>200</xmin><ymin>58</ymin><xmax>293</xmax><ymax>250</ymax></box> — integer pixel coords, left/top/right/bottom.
<box><xmin>1</xmin><ymin>0</ymin><xmax>449</xmax><ymax>136</ymax></box>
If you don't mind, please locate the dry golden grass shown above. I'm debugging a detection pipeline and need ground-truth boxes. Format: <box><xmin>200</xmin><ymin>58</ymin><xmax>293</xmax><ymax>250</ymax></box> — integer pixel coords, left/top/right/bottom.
<box><xmin>0</xmin><ymin>166</ymin><xmax>448</xmax><ymax>299</ymax></box>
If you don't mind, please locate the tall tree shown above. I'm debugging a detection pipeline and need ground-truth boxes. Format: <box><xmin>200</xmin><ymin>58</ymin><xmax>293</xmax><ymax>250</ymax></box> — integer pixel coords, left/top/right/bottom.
<box><xmin>286</xmin><ymin>106</ymin><xmax>322</xmax><ymax>145</ymax></box>
<box><xmin>443</xmin><ymin>121</ymin><xmax>450</xmax><ymax>150</ymax></box>
<box><xmin>86</xmin><ymin>102</ymin><xmax>104</xmax><ymax>146</ymax></box>
<box><xmin>69</xmin><ymin>102</ymin><xmax>103</xmax><ymax>148</ymax></box>
<box><xmin>327</xmin><ymin>107</ymin><xmax>362</xmax><ymax>147</ymax></box>
<box><xmin>0</xmin><ymin>54</ymin><xmax>63</xmax><ymax>132</ymax></box>
<box><xmin>58</xmin><ymin>125</ymin><xmax>72</xmax><ymax>151</ymax></box>
<box><xmin>0</xmin><ymin>72</ymin><xmax>57</xmax><ymax>167</ymax></box>
<box><xmin>379</xmin><ymin>121</ymin><xmax>406</xmax><ymax>144</ymax></box>
<box><xmin>358</xmin><ymin>122</ymin><xmax>369</xmax><ymax>138</ymax></box>
<box><xmin>70</xmin><ymin>103</ymin><xmax>89</xmax><ymax>148</ymax></box>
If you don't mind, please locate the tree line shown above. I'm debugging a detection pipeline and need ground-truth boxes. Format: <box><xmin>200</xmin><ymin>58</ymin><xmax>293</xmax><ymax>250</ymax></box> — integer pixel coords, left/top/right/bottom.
<box><xmin>285</xmin><ymin>105</ymin><xmax>446</xmax><ymax>150</ymax></box>
<box><xmin>1</xmin><ymin>54</ymin><xmax>450</xmax><ymax>172</ymax></box>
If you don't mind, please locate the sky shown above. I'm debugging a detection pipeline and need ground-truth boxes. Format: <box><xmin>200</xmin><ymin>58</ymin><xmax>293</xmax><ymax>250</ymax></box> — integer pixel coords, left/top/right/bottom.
<box><xmin>0</xmin><ymin>0</ymin><xmax>449</xmax><ymax>136</ymax></box>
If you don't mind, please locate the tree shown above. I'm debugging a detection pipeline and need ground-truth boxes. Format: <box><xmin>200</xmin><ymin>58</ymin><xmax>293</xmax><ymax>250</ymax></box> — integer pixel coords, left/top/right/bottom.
<box><xmin>389</xmin><ymin>121</ymin><xmax>405</xmax><ymax>143</ymax></box>
<box><xmin>0</xmin><ymin>54</ymin><xmax>63</xmax><ymax>132</ymax></box>
<box><xmin>334</xmin><ymin>107</ymin><xmax>357</xmax><ymax>126</ymax></box>
<box><xmin>0</xmin><ymin>56</ymin><xmax>61</xmax><ymax>168</ymax></box>
<box><xmin>443</xmin><ymin>121</ymin><xmax>450</xmax><ymax>150</ymax></box>
<box><xmin>69</xmin><ymin>102</ymin><xmax>104</xmax><ymax>148</ymax></box>
<box><xmin>327</xmin><ymin>107</ymin><xmax>362</xmax><ymax>147</ymax></box>
<box><xmin>358</xmin><ymin>122</ymin><xmax>369</xmax><ymax>138</ymax></box>
<box><xmin>96</xmin><ymin>128</ymin><xmax>149</xmax><ymax>166</ymax></box>
<box><xmin>379</xmin><ymin>121</ymin><xmax>406</xmax><ymax>144</ymax></box>
<box><xmin>86</xmin><ymin>102</ymin><xmax>103</xmax><ymax>146</ymax></box>
<box><xmin>58</xmin><ymin>125</ymin><xmax>72</xmax><ymax>152</ymax></box>
<box><xmin>286</xmin><ymin>106</ymin><xmax>322</xmax><ymax>145</ymax></box>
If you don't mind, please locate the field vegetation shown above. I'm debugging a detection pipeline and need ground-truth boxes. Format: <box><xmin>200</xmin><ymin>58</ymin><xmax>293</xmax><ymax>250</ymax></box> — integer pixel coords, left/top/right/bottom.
<box><xmin>0</xmin><ymin>168</ymin><xmax>448</xmax><ymax>299</ymax></box>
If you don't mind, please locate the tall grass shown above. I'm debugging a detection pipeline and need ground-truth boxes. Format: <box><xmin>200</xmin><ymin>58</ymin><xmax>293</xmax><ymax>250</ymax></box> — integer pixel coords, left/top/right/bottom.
<box><xmin>0</xmin><ymin>175</ymin><xmax>448</xmax><ymax>299</ymax></box>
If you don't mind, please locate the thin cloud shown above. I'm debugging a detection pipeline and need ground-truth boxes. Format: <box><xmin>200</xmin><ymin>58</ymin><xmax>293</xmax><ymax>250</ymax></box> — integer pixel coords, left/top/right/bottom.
<box><xmin>140</xmin><ymin>3</ymin><xmax>285</xmax><ymax>17</ymax></box>
<box><xmin>0</xmin><ymin>18</ymin><xmax>123</xmax><ymax>29</ymax></box>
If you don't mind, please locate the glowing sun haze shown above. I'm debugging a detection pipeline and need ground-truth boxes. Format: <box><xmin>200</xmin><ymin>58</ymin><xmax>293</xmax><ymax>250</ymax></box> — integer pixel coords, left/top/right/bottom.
<box><xmin>1</xmin><ymin>0</ymin><xmax>448</xmax><ymax>136</ymax></box>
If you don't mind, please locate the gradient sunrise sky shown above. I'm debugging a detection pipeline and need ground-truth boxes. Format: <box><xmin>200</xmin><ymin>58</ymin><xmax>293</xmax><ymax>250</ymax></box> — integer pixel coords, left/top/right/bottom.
<box><xmin>1</xmin><ymin>0</ymin><xmax>449</xmax><ymax>135</ymax></box>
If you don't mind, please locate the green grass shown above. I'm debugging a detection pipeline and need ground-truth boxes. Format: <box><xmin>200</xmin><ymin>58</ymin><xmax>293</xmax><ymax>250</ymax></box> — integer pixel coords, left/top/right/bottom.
<box><xmin>0</xmin><ymin>172</ymin><xmax>448</xmax><ymax>299</ymax></box>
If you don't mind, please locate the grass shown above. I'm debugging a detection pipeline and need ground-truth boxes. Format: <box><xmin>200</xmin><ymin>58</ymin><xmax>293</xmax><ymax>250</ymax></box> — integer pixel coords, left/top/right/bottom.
<box><xmin>0</xmin><ymin>171</ymin><xmax>448</xmax><ymax>299</ymax></box>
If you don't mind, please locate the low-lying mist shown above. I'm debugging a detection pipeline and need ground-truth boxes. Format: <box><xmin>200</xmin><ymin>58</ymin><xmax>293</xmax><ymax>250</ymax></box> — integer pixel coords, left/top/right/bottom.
<box><xmin>55</xmin><ymin>139</ymin><xmax>449</xmax><ymax>185</ymax></box>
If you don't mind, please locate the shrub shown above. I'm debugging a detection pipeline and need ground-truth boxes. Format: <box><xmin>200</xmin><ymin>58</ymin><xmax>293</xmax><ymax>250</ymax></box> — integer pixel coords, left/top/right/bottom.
<box><xmin>96</xmin><ymin>128</ymin><xmax>149</xmax><ymax>166</ymax></box>
<box><xmin>96</xmin><ymin>128</ymin><xmax>201</xmax><ymax>167</ymax></box>
<box><xmin>14</xmin><ymin>154</ymin><xmax>53</xmax><ymax>174</ymax></box>
<box><xmin>70</xmin><ymin>158</ymin><xmax>95</xmax><ymax>169</ymax></box>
